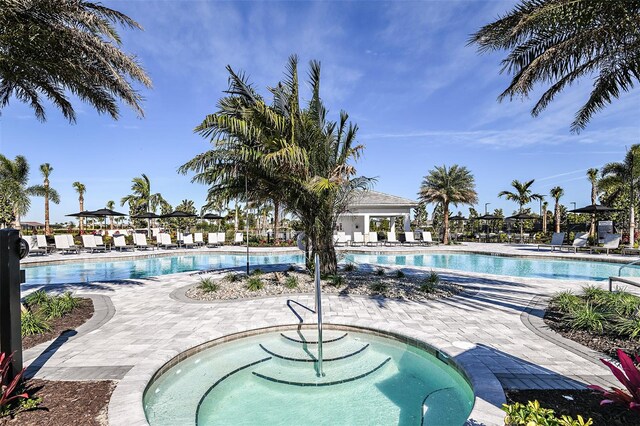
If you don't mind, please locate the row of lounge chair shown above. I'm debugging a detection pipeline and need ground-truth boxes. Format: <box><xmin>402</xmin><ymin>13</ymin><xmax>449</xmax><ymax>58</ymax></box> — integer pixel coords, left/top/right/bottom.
<box><xmin>27</xmin><ymin>232</ymin><xmax>248</xmax><ymax>256</ymax></box>
<box><xmin>537</xmin><ymin>232</ymin><xmax>622</xmax><ymax>254</ymax></box>
<box><xmin>334</xmin><ymin>231</ymin><xmax>439</xmax><ymax>247</ymax></box>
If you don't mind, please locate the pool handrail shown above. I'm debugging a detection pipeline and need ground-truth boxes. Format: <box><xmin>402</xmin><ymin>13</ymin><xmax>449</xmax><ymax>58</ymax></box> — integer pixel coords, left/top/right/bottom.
<box><xmin>314</xmin><ymin>254</ymin><xmax>324</xmax><ymax>377</ymax></box>
<box><xmin>618</xmin><ymin>258</ymin><xmax>640</xmax><ymax>276</ymax></box>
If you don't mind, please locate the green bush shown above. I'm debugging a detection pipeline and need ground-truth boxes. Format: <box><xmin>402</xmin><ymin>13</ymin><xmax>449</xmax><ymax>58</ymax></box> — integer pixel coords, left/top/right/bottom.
<box><xmin>550</xmin><ymin>291</ymin><xmax>583</xmax><ymax>313</ymax></box>
<box><xmin>344</xmin><ymin>263</ymin><xmax>356</xmax><ymax>272</ymax></box>
<box><xmin>503</xmin><ymin>400</ymin><xmax>592</xmax><ymax>425</ymax></box>
<box><xmin>374</xmin><ymin>268</ymin><xmax>385</xmax><ymax>276</ymax></box>
<box><xmin>396</xmin><ymin>270</ymin><xmax>406</xmax><ymax>278</ymax></box>
<box><xmin>21</xmin><ymin>311</ymin><xmax>51</xmax><ymax>337</ymax></box>
<box><xmin>198</xmin><ymin>277</ymin><xmax>219</xmax><ymax>293</ymax></box>
<box><xmin>284</xmin><ymin>275</ymin><xmax>299</xmax><ymax>289</ymax></box>
<box><xmin>614</xmin><ymin>315</ymin><xmax>640</xmax><ymax>338</ymax></box>
<box><xmin>328</xmin><ymin>275</ymin><xmax>345</xmax><ymax>287</ymax></box>
<box><xmin>59</xmin><ymin>292</ymin><xmax>79</xmax><ymax>311</ymax></box>
<box><xmin>370</xmin><ymin>282</ymin><xmax>387</xmax><ymax>293</ymax></box>
<box><xmin>607</xmin><ymin>290</ymin><xmax>640</xmax><ymax>316</ymax></box>
<box><xmin>247</xmin><ymin>276</ymin><xmax>264</xmax><ymax>291</ymax></box>
<box><xmin>568</xmin><ymin>303</ymin><xmax>606</xmax><ymax>333</ymax></box>
<box><xmin>225</xmin><ymin>273</ymin><xmax>241</xmax><ymax>283</ymax></box>
<box><xmin>24</xmin><ymin>290</ymin><xmax>50</xmax><ymax>307</ymax></box>
<box><xmin>252</xmin><ymin>269</ymin><xmax>263</xmax><ymax>276</ymax></box>
<box><xmin>41</xmin><ymin>297</ymin><xmax>71</xmax><ymax>319</ymax></box>
<box><xmin>582</xmin><ymin>285</ymin><xmax>610</xmax><ymax>306</ymax></box>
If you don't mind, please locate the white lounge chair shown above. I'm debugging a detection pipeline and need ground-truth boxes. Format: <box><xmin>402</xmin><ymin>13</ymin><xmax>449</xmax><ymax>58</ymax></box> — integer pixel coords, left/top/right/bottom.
<box><xmin>537</xmin><ymin>232</ymin><xmax>566</xmax><ymax>252</ymax></box>
<box><xmin>207</xmin><ymin>233</ymin><xmax>218</xmax><ymax>247</ymax></box>
<box><xmin>403</xmin><ymin>231</ymin><xmax>419</xmax><ymax>246</ymax></box>
<box><xmin>334</xmin><ymin>232</ymin><xmax>348</xmax><ymax>247</ymax></box>
<box><xmin>422</xmin><ymin>232</ymin><xmax>439</xmax><ymax>246</ymax></box>
<box><xmin>588</xmin><ymin>234</ymin><xmax>621</xmax><ymax>255</ymax></box>
<box><xmin>133</xmin><ymin>233</ymin><xmax>154</xmax><ymax>250</ymax></box>
<box><xmin>27</xmin><ymin>236</ymin><xmax>46</xmax><ymax>256</ymax></box>
<box><xmin>352</xmin><ymin>232</ymin><xmax>364</xmax><ymax>246</ymax></box>
<box><xmin>94</xmin><ymin>235</ymin><xmax>110</xmax><ymax>251</ymax></box>
<box><xmin>114</xmin><ymin>234</ymin><xmax>134</xmax><ymax>251</ymax></box>
<box><xmin>367</xmin><ymin>232</ymin><xmax>380</xmax><ymax>246</ymax></box>
<box><xmin>385</xmin><ymin>231</ymin><xmax>400</xmax><ymax>246</ymax></box>
<box><xmin>66</xmin><ymin>234</ymin><xmax>80</xmax><ymax>251</ymax></box>
<box><xmin>159</xmin><ymin>233</ymin><xmax>178</xmax><ymax>249</ymax></box>
<box><xmin>182</xmin><ymin>234</ymin><xmax>196</xmax><ymax>248</ymax></box>
<box><xmin>194</xmin><ymin>232</ymin><xmax>204</xmax><ymax>247</ymax></box>
<box><xmin>218</xmin><ymin>232</ymin><xmax>226</xmax><ymax>246</ymax></box>
<box><xmin>234</xmin><ymin>232</ymin><xmax>243</xmax><ymax>245</ymax></box>
<box><xmin>36</xmin><ymin>234</ymin><xmax>52</xmax><ymax>253</ymax></box>
<box><xmin>559</xmin><ymin>232</ymin><xmax>588</xmax><ymax>253</ymax></box>
<box><xmin>54</xmin><ymin>234</ymin><xmax>79</xmax><ymax>254</ymax></box>
<box><xmin>82</xmin><ymin>235</ymin><xmax>108</xmax><ymax>253</ymax></box>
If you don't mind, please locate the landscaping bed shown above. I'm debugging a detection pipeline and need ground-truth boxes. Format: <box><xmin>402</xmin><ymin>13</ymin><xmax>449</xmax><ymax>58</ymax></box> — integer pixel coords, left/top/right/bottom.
<box><xmin>543</xmin><ymin>286</ymin><xmax>640</xmax><ymax>358</ymax></box>
<box><xmin>22</xmin><ymin>298</ymin><xmax>93</xmax><ymax>350</ymax></box>
<box><xmin>187</xmin><ymin>266</ymin><xmax>461</xmax><ymax>301</ymax></box>
<box><xmin>505</xmin><ymin>389</ymin><xmax>640</xmax><ymax>426</ymax></box>
<box><xmin>0</xmin><ymin>379</ymin><xmax>114</xmax><ymax>426</ymax></box>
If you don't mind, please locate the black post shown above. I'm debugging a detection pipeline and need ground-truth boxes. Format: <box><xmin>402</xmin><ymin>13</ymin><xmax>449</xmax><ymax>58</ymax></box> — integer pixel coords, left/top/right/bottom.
<box><xmin>0</xmin><ymin>229</ymin><xmax>25</xmax><ymax>381</ymax></box>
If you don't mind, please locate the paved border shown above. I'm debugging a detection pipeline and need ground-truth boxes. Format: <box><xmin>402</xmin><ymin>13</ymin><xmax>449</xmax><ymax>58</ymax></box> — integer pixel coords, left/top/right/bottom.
<box><xmin>109</xmin><ymin>323</ymin><xmax>505</xmax><ymax>426</ymax></box>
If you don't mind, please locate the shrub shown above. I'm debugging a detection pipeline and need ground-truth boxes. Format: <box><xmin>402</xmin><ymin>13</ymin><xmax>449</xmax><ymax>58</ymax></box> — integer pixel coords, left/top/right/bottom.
<box><xmin>225</xmin><ymin>273</ymin><xmax>241</xmax><ymax>283</ymax></box>
<box><xmin>568</xmin><ymin>303</ymin><xmax>605</xmax><ymax>333</ymax></box>
<box><xmin>370</xmin><ymin>282</ymin><xmax>387</xmax><ymax>293</ymax></box>
<box><xmin>287</xmin><ymin>265</ymin><xmax>296</xmax><ymax>272</ymax></box>
<box><xmin>24</xmin><ymin>290</ymin><xmax>50</xmax><ymax>307</ymax></box>
<box><xmin>608</xmin><ymin>291</ymin><xmax>640</xmax><ymax>317</ymax></box>
<box><xmin>0</xmin><ymin>352</ymin><xmax>29</xmax><ymax>413</ymax></box>
<box><xmin>420</xmin><ymin>270</ymin><xmax>441</xmax><ymax>293</ymax></box>
<box><xmin>21</xmin><ymin>311</ymin><xmax>50</xmax><ymax>337</ymax></box>
<box><xmin>328</xmin><ymin>275</ymin><xmax>345</xmax><ymax>287</ymax></box>
<box><xmin>198</xmin><ymin>277</ymin><xmax>219</xmax><ymax>293</ymax></box>
<box><xmin>344</xmin><ymin>263</ymin><xmax>356</xmax><ymax>272</ymax></box>
<box><xmin>252</xmin><ymin>269</ymin><xmax>263</xmax><ymax>276</ymax></box>
<box><xmin>396</xmin><ymin>270</ymin><xmax>406</xmax><ymax>278</ymax></box>
<box><xmin>59</xmin><ymin>292</ymin><xmax>79</xmax><ymax>311</ymax></box>
<box><xmin>550</xmin><ymin>291</ymin><xmax>583</xmax><ymax>313</ymax></box>
<box><xmin>588</xmin><ymin>349</ymin><xmax>640</xmax><ymax>415</ymax></box>
<box><xmin>374</xmin><ymin>268</ymin><xmax>385</xmax><ymax>276</ymax></box>
<box><xmin>502</xmin><ymin>400</ymin><xmax>592</xmax><ymax>425</ymax></box>
<box><xmin>247</xmin><ymin>277</ymin><xmax>264</xmax><ymax>291</ymax></box>
<box><xmin>284</xmin><ymin>275</ymin><xmax>299</xmax><ymax>289</ymax></box>
<box><xmin>614</xmin><ymin>316</ymin><xmax>640</xmax><ymax>339</ymax></box>
<box><xmin>582</xmin><ymin>285</ymin><xmax>610</xmax><ymax>306</ymax></box>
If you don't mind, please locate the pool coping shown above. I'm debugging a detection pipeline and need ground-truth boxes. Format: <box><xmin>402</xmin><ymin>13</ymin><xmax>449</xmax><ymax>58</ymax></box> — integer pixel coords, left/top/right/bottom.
<box><xmin>108</xmin><ymin>323</ymin><xmax>506</xmax><ymax>426</ymax></box>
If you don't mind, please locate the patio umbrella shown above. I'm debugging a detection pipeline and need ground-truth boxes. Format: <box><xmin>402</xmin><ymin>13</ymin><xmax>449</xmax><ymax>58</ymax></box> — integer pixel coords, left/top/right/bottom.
<box><xmin>506</xmin><ymin>212</ymin><xmax>538</xmax><ymax>241</ymax></box>
<box><xmin>88</xmin><ymin>208</ymin><xmax>127</xmax><ymax>232</ymax></box>
<box><xmin>475</xmin><ymin>214</ymin><xmax>500</xmax><ymax>239</ymax></box>
<box><xmin>66</xmin><ymin>211</ymin><xmax>97</xmax><ymax>232</ymax></box>
<box><xmin>161</xmin><ymin>210</ymin><xmax>197</xmax><ymax>243</ymax></box>
<box><xmin>448</xmin><ymin>215</ymin><xmax>468</xmax><ymax>221</ymax></box>
<box><xmin>202</xmin><ymin>213</ymin><xmax>224</xmax><ymax>231</ymax></box>
<box><xmin>131</xmin><ymin>212</ymin><xmax>161</xmax><ymax>237</ymax></box>
<box><xmin>568</xmin><ymin>204</ymin><xmax>621</xmax><ymax>239</ymax></box>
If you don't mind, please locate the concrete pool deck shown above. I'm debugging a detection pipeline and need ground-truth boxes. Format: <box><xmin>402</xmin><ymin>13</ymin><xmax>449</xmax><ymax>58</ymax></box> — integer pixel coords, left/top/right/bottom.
<box><xmin>19</xmin><ymin>242</ymin><xmax>635</xmax><ymax>425</ymax></box>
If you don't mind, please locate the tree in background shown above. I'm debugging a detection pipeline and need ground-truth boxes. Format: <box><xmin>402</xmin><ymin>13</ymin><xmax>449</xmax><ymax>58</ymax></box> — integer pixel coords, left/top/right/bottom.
<box><xmin>0</xmin><ymin>0</ymin><xmax>151</xmax><ymax>122</ymax></box>
<box><xmin>30</xmin><ymin>163</ymin><xmax>60</xmax><ymax>235</ymax></box>
<box><xmin>0</xmin><ymin>155</ymin><xmax>39</xmax><ymax>229</ymax></box>
<box><xmin>499</xmin><ymin>179</ymin><xmax>543</xmax><ymax>239</ymax></box>
<box><xmin>120</xmin><ymin>174</ymin><xmax>170</xmax><ymax>225</ymax></box>
<box><xmin>418</xmin><ymin>165</ymin><xmax>478</xmax><ymax>244</ymax></box>
<box><xmin>413</xmin><ymin>203</ymin><xmax>428</xmax><ymax>228</ymax></box>
<box><xmin>106</xmin><ymin>200</ymin><xmax>116</xmax><ymax>229</ymax></box>
<box><xmin>72</xmin><ymin>181</ymin><xmax>86</xmax><ymax>232</ymax></box>
<box><xmin>550</xmin><ymin>186</ymin><xmax>564</xmax><ymax>233</ymax></box>
<box><xmin>587</xmin><ymin>168</ymin><xmax>600</xmax><ymax>239</ymax></box>
<box><xmin>470</xmin><ymin>0</ymin><xmax>640</xmax><ymax>132</ymax></box>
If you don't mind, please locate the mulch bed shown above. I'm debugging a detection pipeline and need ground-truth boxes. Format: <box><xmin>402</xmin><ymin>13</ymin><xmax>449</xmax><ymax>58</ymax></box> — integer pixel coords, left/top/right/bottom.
<box><xmin>544</xmin><ymin>308</ymin><xmax>640</xmax><ymax>359</ymax></box>
<box><xmin>506</xmin><ymin>389</ymin><xmax>640</xmax><ymax>426</ymax></box>
<box><xmin>0</xmin><ymin>379</ymin><xmax>115</xmax><ymax>426</ymax></box>
<box><xmin>22</xmin><ymin>298</ymin><xmax>94</xmax><ymax>350</ymax></box>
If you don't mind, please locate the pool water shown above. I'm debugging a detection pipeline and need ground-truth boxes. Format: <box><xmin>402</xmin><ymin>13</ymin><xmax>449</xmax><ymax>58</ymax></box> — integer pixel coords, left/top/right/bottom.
<box><xmin>23</xmin><ymin>252</ymin><xmax>640</xmax><ymax>285</ymax></box>
<box><xmin>143</xmin><ymin>330</ymin><xmax>474</xmax><ymax>426</ymax></box>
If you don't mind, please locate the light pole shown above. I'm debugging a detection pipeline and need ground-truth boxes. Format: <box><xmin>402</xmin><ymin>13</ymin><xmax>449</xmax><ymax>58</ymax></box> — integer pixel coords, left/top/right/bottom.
<box><xmin>245</xmin><ymin>174</ymin><xmax>249</xmax><ymax>275</ymax></box>
<box><xmin>569</xmin><ymin>202</ymin><xmax>576</xmax><ymax>236</ymax></box>
<box><xmin>484</xmin><ymin>203</ymin><xmax>491</xmax><ymax>215</ymax></box>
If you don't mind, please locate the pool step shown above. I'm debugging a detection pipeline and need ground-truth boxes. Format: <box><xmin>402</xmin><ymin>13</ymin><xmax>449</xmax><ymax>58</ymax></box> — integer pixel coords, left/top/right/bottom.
<box><xmin>279</xmin><ymin>330</ymin><xmax>348</xmax><ymax>344</ymax></box>
<box><xmin>421</xmin><ymin>387</ymin><xmax>473</xmax><ymax>426</ymax></box>
<box><xmin>259</xmin><ymin>338</ymin><xmax>368</xmax><ymax>362</ymax></box>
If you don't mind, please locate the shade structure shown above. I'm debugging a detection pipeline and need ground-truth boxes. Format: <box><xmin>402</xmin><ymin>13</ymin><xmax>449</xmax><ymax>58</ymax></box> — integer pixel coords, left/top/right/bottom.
<box><xmin>161</xmin><ymin>210</ymin><xmax>197</xmax><ymax>218</ymax></box>
<box><xmin>66</xmin><ymin>210</ymin><xmax>96</xmax><ymax>217</ymax></box>
<box><xmin>131</xmin><ymin>212</ymin><xmax>161</xmax><ymax>238</ymax></box>
<box><xmin>89</xmin><ymin>208</ymin><xmax>127</xmax><ymax>217</ymax></box>
<box><xmin>448</xmin><ymin>215</ymin><xmax>467</xmax><ymax>221</ymax></box>
<box><xmin>568</xmin><ymin>204</ymin><xmax>621</xmax><ymax>214</ymax></box>
<box><xmin>506</xmin><ymin>212</ymin><xmax>538</xmax><ymax>220</ymax></box>
<box><xmin>476</xmin><ymin>214</ymin><xmax>500</xmax><ymax>221</ymax></box>
<box><xmin>202</xmin><ymin>213</ymin><xmax>224</xmax><ymax>220</ymax></box>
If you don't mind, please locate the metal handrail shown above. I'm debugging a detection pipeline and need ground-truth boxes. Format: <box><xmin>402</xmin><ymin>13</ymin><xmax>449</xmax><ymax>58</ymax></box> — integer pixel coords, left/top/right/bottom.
<box><xmin>314</xmin><ymin>254</ymin><xmax>324</xmax><ymax>377</ymax></box>
<box><xmin>618</xmin><ymin>258</ymin><xmax>640</xmax><ymax>276</ymax></box>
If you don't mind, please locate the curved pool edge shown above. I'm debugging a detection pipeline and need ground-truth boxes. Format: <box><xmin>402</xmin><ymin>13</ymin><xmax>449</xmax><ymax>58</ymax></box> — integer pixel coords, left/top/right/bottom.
<box><xmin>108</xmin><ymin>323</ymin><xmax>505</xmax><ymax>426</ymax></box>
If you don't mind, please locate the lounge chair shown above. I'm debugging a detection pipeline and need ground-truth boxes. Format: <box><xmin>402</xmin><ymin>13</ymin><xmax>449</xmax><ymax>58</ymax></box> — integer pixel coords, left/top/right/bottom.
<box><xmin>54</xmin><ymin>234</ymin><xmax>79</xmax><ymax>254</ymax></box>
<box><xmin>622</xmin><ymin>246</ymin><xmax>640</xmax><ymax>256</ymax></box>
<box><xmin>158</xmin><ymin>233</ymin><xmax>178</xmax><ymax>249</ymax></box>
<box><xmin>82</xmin><ymin>235</ymin><xmax>108</xmax><ymax>253</ymax></box>
<box><xmin>218</xmin><ymin>232</ymin><xmax>226</xmax><ymax>246</ymax></box>
<box><xmin>207</xmin><ymin>232</ymin><xmax>218</xmax><ymax>248</ymax></box>
<box><xmin>537</xmin><ymin>232</ymin><xmax>566</xmax><ymax>252</ymax></box>
<box><xmin>66</xmin><ymin>234</ymin><xmax>80</xmax><ymax>251</ymax></box>
<box><xmin>559</xmin><ymin>232</ymin><xmax>588</xmax><ymax>253</ymax></box>
<box><xmin>114</xmin><ymin>234</ymin><xmax>134</xmax><ymax>251</ymax></box>
<box><xmin>234</xmin><ymin>232</ymin><xmax>243</xmax><ymax>245</ymax></box>
<box><xmin>27</xmin><ymin>236</ymin><xmax>46</xmax><ymax>256</ymax></box>
<box><xmin>588</xmin><ymin>234</ymin><xmax>621</xmax><ymax>255</ymax></box>
<box><xmin>36</xmin><ymin>234</ymin><xmax>52</xmax><ymax>253</ymax></box>
<box><xmin>422</xmin><ymin>232</ymin><xmax>439</xmax><ymax>246</ymax></box>
<box><xmin>133</xmin><ymin>233</ymin><xmax>154</xmax><ymax>250</ymax></box>
<box><xmin>403</xmin><ymin>231</ymin><xmax>419</xmax><ymax>246</ymax></box>
<box><xmin>94</xmin><ymin>235</ymin><xmax>110</xmax><ymax>251</ymax></box>
<box><xmin>367</xmin><ymin>232</ymin><xmax>380</xmax><ymax>246</ymax></box>
<box><xmin>352</xmin><ymin>232</ymin><xmax>364</xmax><ymax>246</ymax></box>
<box><xmin>334</xmin><ymin>232</ymin><xmax>348</xmax><ymax>247</ymax></box>
<box><xmin>385</xmin><ymin>231</ymin><xmax>400</xmax><ymax>246</ymax></box>
<box><xmin>194</xmin><ymin>232</ymin><xmax>204</xmax><ymax>247</ymax></box>
<box><xmin>182</xmin><ymin>234</ymin><xmax>196</xmax><ymax>248</ymax></box>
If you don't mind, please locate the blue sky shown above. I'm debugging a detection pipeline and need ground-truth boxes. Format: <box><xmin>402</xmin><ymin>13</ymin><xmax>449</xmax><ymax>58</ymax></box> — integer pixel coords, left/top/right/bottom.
<box><xmin>1</xmin><ymin>0</ymin><xmax>639</xmax><ymax>223</ymax></box>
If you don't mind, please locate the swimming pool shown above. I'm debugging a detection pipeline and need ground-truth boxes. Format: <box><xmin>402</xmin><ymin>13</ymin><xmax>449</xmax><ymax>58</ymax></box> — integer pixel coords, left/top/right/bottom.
<box><xmin>23</xmin><ymin>252</ymin><xmax>640</xmax><ymax>285</ymax></box>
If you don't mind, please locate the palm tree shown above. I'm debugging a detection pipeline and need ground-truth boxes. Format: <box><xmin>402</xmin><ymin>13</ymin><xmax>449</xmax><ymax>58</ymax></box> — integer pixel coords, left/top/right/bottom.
<box><xmin>29</xmin><ymin>163</ymin><xmax>61</xmax><ymax>235</ymax></box>
<box><xmin>587</xmin><ymin>168</ymin><xmax>599</xmax><ymax>238</ymax></box>
<box><xmin>600</xmin><ymin>145</ymin><xmax>640</xmax><ymax>245</ymax></box>
<box><xmin>542</xmin><ymin>201</ymin><xmax>548</xmax><ymax>234</ymax></box>
<box><xmin>179</xmin><ymin>55</ymin><xmax>373</xmax><ymax>274</ymax></box>
<box><xmin>418</xmin><ymin>165</ymin><xmax>478</xmax><ymax>244</ymax></box>
<box><xmin>0</xmin><ymin>0</ymin><xmax>151</xmax><ymax>122</ymax></box>
<box><xmin>72</xmin><ymin>182</ymin><xmax>86</xmax><ymax>232</ymax></box>
<box><xmin>106</xmin><ymin>200</ymin><xmax>116</xmax><ymax>230</ymax></box>
<box><xmin>499</xmin><ymin>179</ymin><xmax>544</xmax><ymax>238</ymax></box>
<box><xmin>550</xmin><ymin>186</ymin><xmax>565</xmax><ymax>234</ymax></box>
<box><xmin>120</xmin><ymin>174</ymin><xmax>169</xmax><ymax>217</ymax></box>
<box><xmin>0</xmin><ymin>155</ymin><xmax>39</xmax><ymax>229</ymax></box>
<box><xmin>470</xmin><ymin>0</ymin><xmax>640</xmax><ymax>133</ymax></box>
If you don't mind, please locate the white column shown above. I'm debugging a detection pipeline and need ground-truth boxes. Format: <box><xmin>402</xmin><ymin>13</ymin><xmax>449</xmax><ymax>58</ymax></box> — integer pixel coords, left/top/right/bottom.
<box><xmin>390</xmin><ymin>216</ymin><xmax>396</xmax><ymax>233</ymax></box>
<box><xmin>403</xmin><ymin>213</ymin><xmax>411</xmax><ymax>231</ymax></box>
<box><xmin>363</xmin><ymin>214</ymin><xmax>370</xmax><ymax>241</ymax></box>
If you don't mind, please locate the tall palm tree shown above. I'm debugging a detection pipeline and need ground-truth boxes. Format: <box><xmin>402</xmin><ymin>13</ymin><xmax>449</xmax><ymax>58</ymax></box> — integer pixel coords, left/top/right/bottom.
<box><xmin>72</xmin><ymin>182</ymin><xmax>86</xmax><ymax>232</ymax></box>
<box><xmin>600</xmin><ymin>145</ymin><xmax>640</xmax><ymax>245</ymax></box>
<box><xmin>550</xmin><ymin>186</ymin><xmax>565</xmax><ymax>234</ymax></box>
<box><xmin>418</xmin><ymin>165</ymin><xmax>478</xmax><ymax>244</ymax></box>
<box><xmin>179</xmin><ymin>55</ymin><xmax>373</xmax><ymax>274</ymax></box>
<box><xmin>106</xmin><ymin>200</ymin><xmax>116</xmax><ymax>230</ymax></box>
<box><xmin>587</xmin><ymin>168</ymin><xmax>600</xmax><ymax>238</ymax></box>
<box><xmin>29</xmin><ymin>163</ymin><xmax>60</xmax><ymax>235</ymax></box>
<box><xmin>0</xmin><ymin>0</ymin><xmax>151</xmax><ymax>122</ymax></box>
<box><xmin>499</xmin><ymin>179</ymin><xmax>544</xmax><ymax>238</ymax></box>
<box><xmin>470</xmin><ymin>0</ymin><xmax>640</xmax><ymax>133</ymax></box>
<box><xmin>120</xmin><ymin>174</ymin><xmax>169</xmax><ymax>216</ymax></box>
<box><xmin>0</xmin><ymin>155</ymin><xmax>38</xmax><ymax>229</ymax></box>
